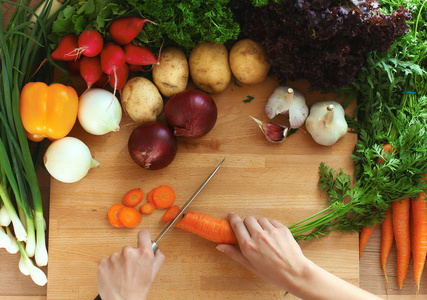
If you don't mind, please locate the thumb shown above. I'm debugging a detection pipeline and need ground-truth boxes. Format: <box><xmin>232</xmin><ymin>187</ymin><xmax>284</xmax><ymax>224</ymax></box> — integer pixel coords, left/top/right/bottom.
<box><xmin>216</xmin><ymin>244</ymin><xmax>252</xmax><ymax>270</ymax></box>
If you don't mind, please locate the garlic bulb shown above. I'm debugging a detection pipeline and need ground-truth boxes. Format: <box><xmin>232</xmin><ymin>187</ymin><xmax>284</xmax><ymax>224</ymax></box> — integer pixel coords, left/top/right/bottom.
<box><xmin>265</xmin><ymin>86</ymin><xmax>308</xmax><ymax>128</ymax></box>
<box><xmin>305</xmin><ymin>101</ymin><xmax>348</xmax><ymax>146</ymax></box>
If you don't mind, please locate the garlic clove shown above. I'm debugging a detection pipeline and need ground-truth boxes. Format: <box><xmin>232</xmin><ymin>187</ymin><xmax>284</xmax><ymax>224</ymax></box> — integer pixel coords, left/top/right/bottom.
<box><xmin>265</xmin><ymin>86</ymin><xmax>308</xmax><ymax>128</ymax></box>
<box><xmin>251</xmin><ymin>116</ymin><xmax>288</xmax><ymax>143</ymax></box>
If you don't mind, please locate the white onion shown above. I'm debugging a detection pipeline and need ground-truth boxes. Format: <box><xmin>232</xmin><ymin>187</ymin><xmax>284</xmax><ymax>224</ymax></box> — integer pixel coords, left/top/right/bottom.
<box><xmin>78</xmin><ymin>88</ymin><xmax>122</xmax><ymax>135</ymax></box>
<box><xmin>44</xmin><ymin>137</ymin><xmax>99</xmax><ymax>183</ymax></box>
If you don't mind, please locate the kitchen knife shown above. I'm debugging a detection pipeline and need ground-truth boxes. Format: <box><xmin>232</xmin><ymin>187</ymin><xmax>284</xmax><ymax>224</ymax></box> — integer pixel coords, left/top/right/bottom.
<box><xmin>151</xmin><ymin>157</ymin><xmax>225</xmax><ymax>252</ymax></box>
<box><xmin>94</xmin><ymin>157</ymin><xmax>225</xmax><ymax>300</ymax></box>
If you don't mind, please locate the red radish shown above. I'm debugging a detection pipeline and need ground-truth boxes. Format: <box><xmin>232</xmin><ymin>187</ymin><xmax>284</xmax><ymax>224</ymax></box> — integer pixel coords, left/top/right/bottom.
<box><xmin>65</xmin><ymin>59</ymin><xmax>81</xmax><ymax>76</ymax></box>
<box><xmin>109</xmin><ymin>16</ymin><xmax>157</xmax><ymax>45</ymax></box>
<box><xmin>128</xmin><ymin>64</ymin><xmax>144</xmax><ymax>72</ymax></box>
<box><xmin>108</xmin><ymin>63</ymin><xmax>129</xmax><ymax>96</ymax></box>
<box><xmin>51</xmin><ymin>34</ymin><xmax>80</xmax><ymax>61</ymax></box>
<box><xmin>100</xmin><ymin>42</ymin><xmax>126</xmax><ymax>75</ymax></box>
<box><xmin>94</xmin><ymin>73</ymin><xmax>109</xmax><ymax>88</ymax></box>
<box><xmin>79</xmin><ymin>55</ymin><xmax>103</xmax><ymax>93</ymax></box>
<box><xmin>123</xmin><ymin>43</ymin><xmax>157</xmax><ymax>66</ymax></box>
<box><xmin>77</xmin><ymin>30</ymin><xmax>104</xmax><ymax>57</ymax></box>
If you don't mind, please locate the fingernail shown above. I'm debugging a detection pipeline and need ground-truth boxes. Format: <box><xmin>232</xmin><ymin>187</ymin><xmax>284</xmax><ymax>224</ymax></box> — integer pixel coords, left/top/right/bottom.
<box><xmin>216</xmin><ymin>245</ymin><xmax>224</xmax><ymax>253</ymax></box>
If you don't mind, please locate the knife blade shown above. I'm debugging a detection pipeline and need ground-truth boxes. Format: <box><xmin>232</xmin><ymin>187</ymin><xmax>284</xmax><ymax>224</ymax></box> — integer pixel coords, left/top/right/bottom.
<box><xmin>151</xmin><ymin>157</ymin><xmax>226</xmax><ymax>252</ymax></box>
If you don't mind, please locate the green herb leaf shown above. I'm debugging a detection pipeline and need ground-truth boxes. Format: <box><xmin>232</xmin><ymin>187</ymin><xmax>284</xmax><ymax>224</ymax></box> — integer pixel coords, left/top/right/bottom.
<box><xmin>243</xmin><ymin>96</ymin><xmax>254</xmax><ymax>103</ymax></box>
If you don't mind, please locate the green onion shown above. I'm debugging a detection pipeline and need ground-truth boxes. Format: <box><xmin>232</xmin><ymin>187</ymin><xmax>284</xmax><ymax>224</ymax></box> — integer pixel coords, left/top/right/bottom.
<box><xmin>0</xmin><ymin>0</ymin><xmax>65</xmax><ymax>284</ymax></box>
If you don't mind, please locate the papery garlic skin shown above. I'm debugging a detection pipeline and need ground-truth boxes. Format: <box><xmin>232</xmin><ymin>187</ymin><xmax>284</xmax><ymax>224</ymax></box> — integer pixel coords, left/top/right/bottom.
<box><xmin>306</xmin><ymin>101</ymin><xmax>348</xmax><ymax>146</ymax></box>
<box><xmin>265</xmin><ymin>86</ymin><xmax>308</xmax><ymax>128</ymax></box>
<box><xmin>251</xmin><ymin>116</ymin><xmax>288</xmax><ymax>143</ymax></box>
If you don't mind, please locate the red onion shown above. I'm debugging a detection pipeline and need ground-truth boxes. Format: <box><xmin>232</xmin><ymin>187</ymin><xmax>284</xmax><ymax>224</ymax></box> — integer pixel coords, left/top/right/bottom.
<box><xmin>164</xmin><ymin>89</ymin><xmax>217</xmax><ymax>139</ymax></box>
<box><xmin>128</xmin><ymin>122</ymin><xmax>178</xmax><ymax>170</ymax></box>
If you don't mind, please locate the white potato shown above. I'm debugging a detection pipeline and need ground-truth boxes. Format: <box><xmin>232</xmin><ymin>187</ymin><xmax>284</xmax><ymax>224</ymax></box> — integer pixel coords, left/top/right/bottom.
<box><xmin>121</xmin><ymin>77</ymin><xmax>163</xmax><ymax>124</ymax></box>
<box><xmin>152</xmin><ymin>47</ymin><xmax>189</xmax><ymax>97</ymax></box>
<box><xmin>189</xmin><ymin>41</ymin><xmax>231</xmax><ymax>93</ymax></box>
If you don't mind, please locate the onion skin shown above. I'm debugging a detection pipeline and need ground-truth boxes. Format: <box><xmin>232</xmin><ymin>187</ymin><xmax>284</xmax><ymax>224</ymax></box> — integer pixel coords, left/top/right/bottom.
<box><xmin>128</xmin><ymin>122</ymin><xmax>178</xmax><ymax>170</ymax></box>
<box><xmin>164</xmin><ymin>89</ymin><xmax>217</xmax><ymax>139</ymax></box>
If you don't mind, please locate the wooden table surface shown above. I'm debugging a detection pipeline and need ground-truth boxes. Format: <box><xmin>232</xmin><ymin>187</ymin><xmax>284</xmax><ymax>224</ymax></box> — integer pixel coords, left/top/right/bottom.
<box><xmin>0</xmin><ymin>77</ymin><xmax>425</xmax><ymax>299</ymax></box>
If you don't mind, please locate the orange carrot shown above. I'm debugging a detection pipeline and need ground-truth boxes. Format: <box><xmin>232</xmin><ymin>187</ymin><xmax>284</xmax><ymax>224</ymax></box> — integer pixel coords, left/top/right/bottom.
<box><xmin>122</xmin><ymin>188</ymin><xmax>144</xmax><ymax>207</ymax></box>
<box><xmin>140</xmin><ymin>202</ymin><xmax>156</xmax><ymax>214</ymax></box>
<box><xmin>152</xmin><ymin>185</ymin><xmax>175</xmax><ymax>209</ymax></box>
<box><xmin>176</xmin><ymin>211</ymin><xmax>237</xmax><ymax>244</ymax></box>
<box><xmin>392</xmin><ymin>199</ymin><xmax>411</xmax><ymax>289</ymax></box>
<box><xmin>162</xmin><ymin>205</ymin><xmax>180</xmax><ymax>223</ymax></box>
<box><xmin>147</xmin><ymin>188</ymin><xmax>156</xmax><ymax>206</ymax></box>
<box><xmin>108</xmin><ymin>203</ymin><xmax>125</xmax><ymax>227</ymax></box>
<box><xmin>359</xmin><ymin>223</ymin><xmax>376</xmax><ymax>259</ymax></box>
<box><xmin>412</xmin><ymin>192</ymin><xmax>427</xmax><ymax>293</ymax></box>
<box><xmin>377</xmin><ymin>143</ymin><xmax>394</xmax><ymax>165</ymax></box>
<box><xmin>119</xmin><ymin>207</ymin><xmax>142</xmax><ymax>228</ymax></box>
<box><xmin>381</xmin><ymin>208</ymin><xmax>393</xmax><ymax>285</ymax></box>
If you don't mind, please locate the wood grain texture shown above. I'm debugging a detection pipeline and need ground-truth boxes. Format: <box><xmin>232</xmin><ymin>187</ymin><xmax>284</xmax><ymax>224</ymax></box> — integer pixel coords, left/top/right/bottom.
<box><xmin>46</xmin><ymin>77</ymin><xmax>359</xmax><ymax>299</ymax></box>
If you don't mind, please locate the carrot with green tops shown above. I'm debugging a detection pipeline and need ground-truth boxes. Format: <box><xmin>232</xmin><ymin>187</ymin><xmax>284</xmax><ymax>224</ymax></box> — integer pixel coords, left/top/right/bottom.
<box><xmin>359</xmin><ymin>223</ymin><xmax>376</xmax><ymax>259</ymax></box>
<box><xmin>152</xmin><ymin>185</ymin><xmax>175</xmax><ymax>209</ymax></box>
<box><xmin>392</xmin><ymin>198</ymin><xmax>411</xmax><ymax>289</ymax></box>
<box><xmin>108</xmin><ymin>203</ymin><xmax>125</xmax><ymax>227</ymax></box>
<box><xmin>377</xmin><ymin>143</ymin><xmax>395</xmax><ymax>165</ymax></box>
<box><xmin>119</xmin><ymin>207</ymin><xmax>142</xmax><ymax>228</ymax></box>
<box><xmin>411</xmin><ymin>192</ymin><xmax>427</xmax><ymax>294</ymax></box>
<box><xmin>162</xmin><ymin>205</ymin><xmax>180</xmax><ymax>223</ymax></box>
<box><xmin>381</xmin><ymin>208</ymin><xmax>393</xmax><ymax>285</ymax></box>
<box><xmin>140</xmin><ymin>203</ymin><xmax>156</xmax><ymax>214</ymax></box>
<box><xmin>122</xmin><ymin>188</ymin><xmax>144</xmax><ymax>207</ymax></box>
<box><xmin>176</xmin><ymin>211</ymin><xmax>237</xmax><ymax>244</ymax></box>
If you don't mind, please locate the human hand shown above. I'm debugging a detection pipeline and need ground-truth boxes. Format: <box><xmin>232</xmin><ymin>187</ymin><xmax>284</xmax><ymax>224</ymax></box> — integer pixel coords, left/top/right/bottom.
<box><xmin>97</xmin><ymin>230</ymin><xmax>165</xmax><ymax>300</ymax></box>
<box><xmin>216</xmin><ymin>212</ymin><xmax>309</xmax><ymax>292</ymax></box>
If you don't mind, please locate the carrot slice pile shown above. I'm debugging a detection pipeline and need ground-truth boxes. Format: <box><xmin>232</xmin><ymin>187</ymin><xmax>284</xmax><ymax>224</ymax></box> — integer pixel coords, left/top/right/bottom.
<box><xmin>108</xmin><ymin>203</ymin><xmax>125</xmax><ymax>227</ymax></box>
<box><xmin>119</xmin><ymin>207</ymin><xmax>142</xmax><ymax>228</ymax></box>
<box><xmin>162</xmin><ymin>205</ymin><xmax>180</xmax><ymax>223</ymax></box>
<box><xmin>152</xmin><ymin>185</ymin><xmax>175</xmax><ymax>209</ymax></box>
<box><xmin>122</xmin><ymin>188</ymin><xmax>144</xmax><ymax>207</ymax></box>
<box><xmin>176</xmin><ymin>211</ymin><xmax>237</xmax><ymax>244</ymax></box>
<box><xmin>140</xmin><ymin>203</ymin><xmax>156</xmax><ymax>214</ymax></box>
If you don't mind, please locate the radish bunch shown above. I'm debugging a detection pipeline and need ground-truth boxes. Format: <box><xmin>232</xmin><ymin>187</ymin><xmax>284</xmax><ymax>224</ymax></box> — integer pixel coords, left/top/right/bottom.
<box><xmin>51</xmin><ymin>16</ymin><xmax>158</xmax><ymax>96</ymax></box>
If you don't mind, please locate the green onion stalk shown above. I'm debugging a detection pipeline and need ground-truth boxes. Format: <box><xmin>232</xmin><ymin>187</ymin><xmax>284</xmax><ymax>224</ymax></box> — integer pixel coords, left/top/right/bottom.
<box><xmin>0</xmin><ymin>0</ymin><xmax>65</xmax><ymax>277</ymax></box>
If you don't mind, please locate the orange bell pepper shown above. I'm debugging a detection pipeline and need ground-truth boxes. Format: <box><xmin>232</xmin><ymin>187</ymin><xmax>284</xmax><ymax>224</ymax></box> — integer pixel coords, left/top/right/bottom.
<box><xmin>19</xmin><ymin>82</ymin><xmax>79</xmax><ymax>142</ymax></box>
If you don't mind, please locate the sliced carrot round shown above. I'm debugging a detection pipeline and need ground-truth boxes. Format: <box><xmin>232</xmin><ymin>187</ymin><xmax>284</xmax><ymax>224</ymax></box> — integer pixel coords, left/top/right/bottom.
<box><xmin>152</xmin><ymin>185</ymin><xmax>175</xmax><ymax>209</ymax></box>
<box><xmin>119</xmin><ymin>207</ymin><xmax>142</xmax><ymax>228</ymax></box>
<box><xmin>108</xmin><ymin>203</ymin><xmax>125</xmax><ymax>227</ymax></box>
<box><xmin>162</xmin><ymin>205</ymin><xmax>180</xmax><ymax>223</ymax></box>
<box><xmin>140</xmin><ymin>202</ymin><xmax>156</xmax><ymax>214</ymax></box>
<box><xmin>122</xmin><ymin>188</ymin><xmax>144</xmax><ymax>207</ymax></box>
<box><xmin>147</xmin><ymin>188</ymin><xmax>156</xmax><ymax>206</ymax></box>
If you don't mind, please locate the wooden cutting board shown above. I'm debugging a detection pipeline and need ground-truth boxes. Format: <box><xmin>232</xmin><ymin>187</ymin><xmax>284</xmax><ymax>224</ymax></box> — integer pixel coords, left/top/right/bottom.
<box><xmin>46</xmin><ymin>77</ymin><xmax>359</xmax><ymax>299</ymax></box>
